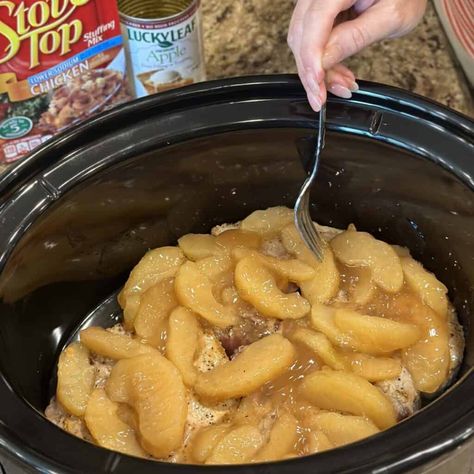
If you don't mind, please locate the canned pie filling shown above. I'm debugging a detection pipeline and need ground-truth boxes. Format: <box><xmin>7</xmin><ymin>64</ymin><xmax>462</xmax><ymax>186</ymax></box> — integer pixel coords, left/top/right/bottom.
<box><xmin>118</xmin><ymin>0</ymin><xmax>206</xmax><ymax>98</ymax></box>
<box><xmin>46</xmin><ymin>206</ymin><xmax>464</xmax><ymax>464</ymax></box>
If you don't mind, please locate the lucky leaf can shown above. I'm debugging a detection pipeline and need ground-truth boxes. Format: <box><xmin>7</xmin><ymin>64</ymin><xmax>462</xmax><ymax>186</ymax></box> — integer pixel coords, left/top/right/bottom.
<box><xmin>118</xmin><ymin>0</ymin><xmax>206</xmax><ymax>98</ymax></box>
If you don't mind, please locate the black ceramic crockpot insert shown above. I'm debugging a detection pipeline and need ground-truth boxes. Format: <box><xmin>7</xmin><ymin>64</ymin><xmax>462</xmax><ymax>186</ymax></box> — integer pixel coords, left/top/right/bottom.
<box><xmin>0</xmin><ymin>75</ymin><xmax>472</xmax><ymax>474</ymax></box>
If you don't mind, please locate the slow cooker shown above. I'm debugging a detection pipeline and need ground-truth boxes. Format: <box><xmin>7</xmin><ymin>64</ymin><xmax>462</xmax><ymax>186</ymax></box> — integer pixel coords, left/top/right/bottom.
<box><xmin>0</xmin><ymin>75</ymin><xmax>472</xmax><ymax>473</ymax></box>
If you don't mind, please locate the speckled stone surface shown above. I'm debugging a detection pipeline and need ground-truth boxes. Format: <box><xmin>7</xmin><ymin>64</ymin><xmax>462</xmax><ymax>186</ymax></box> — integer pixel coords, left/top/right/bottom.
<box><xmin>202</xmin><ymin>0</ymin><xmax>473</xmax><ymax>117</ymax></box>
<box><xmin>0</xmin><ymin>1</ymin><xmax>471</xmax><ymax>174</ymax></box>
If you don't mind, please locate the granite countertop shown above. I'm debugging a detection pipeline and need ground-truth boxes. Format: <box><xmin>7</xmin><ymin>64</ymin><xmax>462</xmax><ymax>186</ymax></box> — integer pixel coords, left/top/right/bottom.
<box><xmin>202</xmin><ymin>0</ymin><xmax>473</xmax><ymax>117</ymax></box>
<box><xmin>0</xmin><ymin>1</ymin><xmax>471</xmax><ymax>175</ymax></box>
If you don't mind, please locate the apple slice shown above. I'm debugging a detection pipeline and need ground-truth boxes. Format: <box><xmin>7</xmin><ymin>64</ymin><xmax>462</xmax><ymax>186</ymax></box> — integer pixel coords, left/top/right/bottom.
<box><xmin>334</xmin><ymin>309</ymin><xmax>421</xmax><ymax>354</ymax></box>
<box><xmin>85</xmin><ymin>389</ymin><xmax>146</xmax><ymax>457</ymax></box>
<box><xmin>175</xmin><ymin>261</ymin><xmax>239</xmax><ymax>328</ymax></box>
<box><xmin>401</xmin><ymin>256</ymin><xmax>448</xmax><ymax>318</ymax></box>
<box><xmin>106</xmin><ymin>353</ymin><xmax>187</xmax><ymax>458</ymax></box>
<box><xmin>299</xmin><ymin>369</ymin><xmax>397</xmax><ymax>429</ymax></box>
<box><xmin>330</xmin><ymin>230</ymin><xmax>403</xmax><ymax>293</ymax></box>
<box><xmin>281</xmin><ymin>224</ymin><xmax>339</xmax><ymax>304</ymax></box>
<box><xmin>206</xmin><ymin>425</ymin><xmax>264</xmax><ymax>464</ymax></box>
<box><xmin>57</xmin><ymin>342</ymin><xmax>95</xmax><ymax>417</ymax></box>
<box><xmin>80</xmin><ymin>327</ymin><xmax>156</xmax><ymax>359</ymax></box>
<box><xmin>194</xmin><ymin>334</ymin><xmax>296</xmax><ymax>402</ymax></box>
<box><xmin>240</xmin><ymin>206</ymin><xmax>294</xmax><ymax>237</ymax></box>
<box><xmin>166</xmin><ymin>307</ymin><xmax>202</xmax><ymax>386</ymax></box>
<box><xmin>235</xmin><ymin>257</ymin><xmax>310</xmax><ymax>320</ymax></box>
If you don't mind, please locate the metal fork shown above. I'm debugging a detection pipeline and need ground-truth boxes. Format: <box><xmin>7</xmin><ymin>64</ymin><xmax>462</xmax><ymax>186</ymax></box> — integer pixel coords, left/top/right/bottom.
<box><xmin>294</xmin><ymin>103</ymin><xmax>327</xmax><ymax>261</ymax></box>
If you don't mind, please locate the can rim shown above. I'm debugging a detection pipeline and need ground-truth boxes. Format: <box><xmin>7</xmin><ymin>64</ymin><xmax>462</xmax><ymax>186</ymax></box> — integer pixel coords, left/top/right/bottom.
<box><xmin>119</xmin><ymin>0</ymin><xmax>199</xmax><ymax>25</ymax></box>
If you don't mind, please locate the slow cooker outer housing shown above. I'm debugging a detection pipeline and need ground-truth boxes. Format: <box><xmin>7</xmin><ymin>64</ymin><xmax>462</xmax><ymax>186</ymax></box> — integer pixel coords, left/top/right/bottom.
<box><xmin>0</xmin><ymin>75</ymin><xmax>472</xmax><ymax>474</ymax></box>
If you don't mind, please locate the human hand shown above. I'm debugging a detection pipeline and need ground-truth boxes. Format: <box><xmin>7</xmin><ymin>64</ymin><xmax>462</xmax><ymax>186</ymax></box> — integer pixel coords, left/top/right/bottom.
<box><xmin>288</xmin><ymin>0</ymin><xmax>427</xmax><ymax>111</ymax></box>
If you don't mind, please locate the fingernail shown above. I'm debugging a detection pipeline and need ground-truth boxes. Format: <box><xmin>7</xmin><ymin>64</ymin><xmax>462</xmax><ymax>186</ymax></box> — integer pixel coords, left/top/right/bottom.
<box><xmin>308</xmin><ymin>93</ymin><xmax>322</xmax><ymax>112</ymax></box>
<box><xmin>305</xmin><ymin>70</ymin><xmax>320</xmax><ymax>96</ymax></box>
<box><xmin>350</xmin><ymin>81</ymin><xmax>359</xmax><ymax>92</ymax></box>
<box><xmin>329</xmin><ymin>83</ymin><xmax>352</xmax><ymax>99</ymax></box>
<box><xmin>314</xmin><ymin>67</ymin><xmax>324</xmax><ymax>83</ymax></box>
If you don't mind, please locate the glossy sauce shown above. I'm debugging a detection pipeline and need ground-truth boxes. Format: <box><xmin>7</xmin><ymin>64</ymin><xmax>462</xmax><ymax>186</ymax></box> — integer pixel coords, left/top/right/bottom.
<box><xmin>49</xmin><ymin>218</ymin><xmax>458</xmax><ymax>464</ymax></box>
<box><xmin>195</xmin><ymin>248</ymin><xmax>452</xmax><ymax>457</ymax></box>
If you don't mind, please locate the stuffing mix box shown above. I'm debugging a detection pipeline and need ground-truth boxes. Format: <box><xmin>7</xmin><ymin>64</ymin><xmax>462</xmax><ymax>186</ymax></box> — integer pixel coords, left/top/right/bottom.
<box><xmin>0</xmin><ymin>0</ymin><xmax>131</xmax><ymax>164</ymax></box>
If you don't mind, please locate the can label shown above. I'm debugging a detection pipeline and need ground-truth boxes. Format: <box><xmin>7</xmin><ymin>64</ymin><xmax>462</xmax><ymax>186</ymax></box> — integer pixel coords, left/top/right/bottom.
<box><xmin>120</xmin><ymin>0</ymin><xmax>205</xmax><ymax>98</ymax></box>
<box><xmin>0</xmin><ymin>0</ymin><xmax>131</xmax><ymax>164</ymax></box>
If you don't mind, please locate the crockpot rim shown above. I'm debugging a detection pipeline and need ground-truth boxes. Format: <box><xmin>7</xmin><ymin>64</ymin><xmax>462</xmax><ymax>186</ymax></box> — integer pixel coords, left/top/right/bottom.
<box><xmin>0</xmin><ymin>75</ymin><xmax>473</xmax><ymax>474</ymax></box>
<box><xmin>1</xmin><ymin>73</ymin><xmax>473</xmax><ymax>195</ymax></box>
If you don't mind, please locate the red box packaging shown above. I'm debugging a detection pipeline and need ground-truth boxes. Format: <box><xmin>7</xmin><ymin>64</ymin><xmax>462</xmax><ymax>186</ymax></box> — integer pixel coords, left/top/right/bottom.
<box><xmin>0</xmin><ymin>0</ymin><xmax>131</xmax><ymax>164</ymax></box>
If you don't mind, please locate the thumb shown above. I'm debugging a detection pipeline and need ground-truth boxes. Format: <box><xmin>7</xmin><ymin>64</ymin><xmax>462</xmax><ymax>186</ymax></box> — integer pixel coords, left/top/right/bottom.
<box><xmin>321</xmin><ymin>4</ymin><xmax>399</xmax><ymax>69</ymax></box>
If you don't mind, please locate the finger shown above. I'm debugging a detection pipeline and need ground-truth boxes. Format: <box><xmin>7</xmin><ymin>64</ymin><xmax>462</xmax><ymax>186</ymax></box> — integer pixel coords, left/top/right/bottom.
<box><xmin>308</xmin><ymin>90</ymin><xmax>324</xmax><ymax>112</ymax></box>
<box><xmin>319</xmin><ymin>80</ymin><xmax>327</xmax><ymax>107</ymax></box>
<box><xmin>321</xmin><ymin>3</ymin><xmax>400</xmax><ymax>70</ymax></box>
<box><xmin>387</xmin><ymin>0</ymin><xmax>427</xmax><ymax>38</ymax></box>
<box><xmin>326</xmin><ymin>66</ymin><xmax>358</xmax><ymax>99</ymax></box>
<box><xmin>331</xmin><ymin>63</ymin><xmax>356</xmax><ymax>85</ymax></box>
<box><xmin>334</xmin><ymin>9</ymin><xmax>356</xmax><ymax>26</ymax></box>
<box><xmin>289</xmin><ymin>0</ymin><xmax>329</xmax><ymax>111</ymax></box>
<box><xmin>296</xmin><ymin>56</ymin><xmax>321</xmax><ymax>110</ymax></box>
<box><xmin>289</xmin><ymin>0</ymin><xmax>323</xmax><ymax>107</ymax></box>
<box><xmin>294</xmin><ymin>47</ymin><xmax>325</xmax><ymax>111</ymax></box>
<box><xmin>287</xmin><ymin>0</ymin><xmax>312</xmax><ymax>51</ymax></box>
<box><xmin>307</xmin><ymin>78</ymin><xmax>327</xmax><ymax>111</ymax></box>
<box><xmin>299</xmin><ymin>56</ymin><xmax>325</xmax><ymax>112</ymax></box>
<box><xmin>353</xmin><ymin>0</ymin><xmax>377</xmax><ymax>14</ymax></box>
<box><xmin>299</xmin><ymin>0</ymin><xmax>356</xmax><ymax>84</ymax></box>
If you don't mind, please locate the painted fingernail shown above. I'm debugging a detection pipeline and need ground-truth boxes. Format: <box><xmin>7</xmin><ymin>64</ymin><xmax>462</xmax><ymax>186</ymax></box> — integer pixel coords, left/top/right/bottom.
<box><xmin>329</xmin><ymin>83</ymin><xmax>352</xmax><ymax>99</ymax></box>
<box><xmin>350</xmin><ymin>81</ymin><xmax>359</xmax><ymax>92</ymax></box>
<box><xmin>305</xmin><ymin>70</ymin><xmax>320</xmax><ymax>96</ymax></box>
<box><xmin>308</xmin><ymin>93</ymin><xmax>322</xmax><ymax>112</ymax></box>
<box><xmin>314</xmin><ymin>67</ymin><xmax>324</xmax><ymax>84</ymax></box>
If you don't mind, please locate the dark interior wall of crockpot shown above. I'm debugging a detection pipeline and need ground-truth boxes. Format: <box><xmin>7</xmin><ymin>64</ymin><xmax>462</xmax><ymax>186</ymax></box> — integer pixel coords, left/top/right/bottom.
<box><xmin>0</xmin><ymin>128</ymin><xmax>472</xmax><ymax>411</ymax></box>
